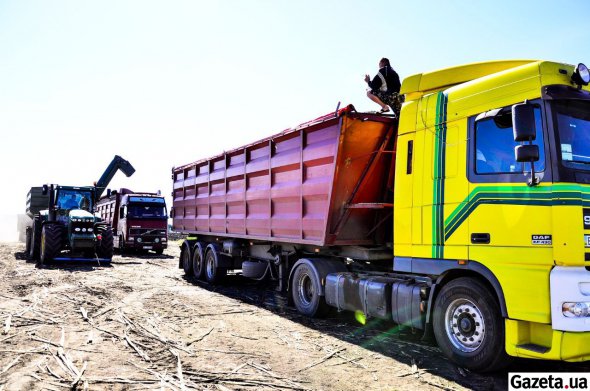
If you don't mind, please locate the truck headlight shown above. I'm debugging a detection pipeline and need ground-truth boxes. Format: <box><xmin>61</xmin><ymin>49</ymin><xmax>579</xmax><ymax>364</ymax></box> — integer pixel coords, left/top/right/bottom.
<box><xmin>155</xmin><ymin>238</ymin><xmax>160</xmax><ymax>243</ymax></box>
<box><xmin>563</xmin><ymin>302</ymin><xmax>590</xmax><ymax>317</ymax></box>
<box><xmin>572</xmin><ymin>63</ymin><xmax>590</xmax><ymax>86</ymax></box>
<box><xmin>75</xmin><ymin>227</ymin><xmax>81</xmax><ymax>232</ymax></box>
<box><xmin>88</xmin><ymin>228</ymin><xmax>93</xmax><ymax>232</ymax></box>
<box><xmin>137</xmin><ymin>237</ymin><xmax>142</xmax><ymax>243</ymax></box>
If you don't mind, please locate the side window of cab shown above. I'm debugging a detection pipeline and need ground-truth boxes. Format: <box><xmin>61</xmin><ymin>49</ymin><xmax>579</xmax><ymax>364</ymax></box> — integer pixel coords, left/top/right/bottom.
<box><xmin>469</xmin><ymin>105</ymin><xmax>545</xmax><ymax>182</ymax></box>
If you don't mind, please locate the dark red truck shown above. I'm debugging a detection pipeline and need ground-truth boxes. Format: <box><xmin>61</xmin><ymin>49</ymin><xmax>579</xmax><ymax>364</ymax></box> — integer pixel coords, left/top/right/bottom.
<box><xmin>96</xmin><ymin>188</ymin><xmax>168</xmax><ymax>254</ymax></box>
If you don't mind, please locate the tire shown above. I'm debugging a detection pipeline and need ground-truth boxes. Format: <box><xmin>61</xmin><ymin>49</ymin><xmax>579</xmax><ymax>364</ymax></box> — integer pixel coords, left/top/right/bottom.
<box><xmin>39</xmin><ymin>224</ymin><xmax>63</xmax><ymax>265</ymax></box>
<box><xmin>432</xmin><ymin>277</ymin><xmax>509</xmax><ymax>372</ymax></box>
<box><xmin>204</xmin><ymin>247</ymin><xmax>226</xmax><ymax>284</ymax></box>
<box><xmin>154</xmin><ymin>248</ymin><xmax>164</xmax><ymax>256</ymax></box>
<box><xmin>30</xmin><ymin>218</ymin><xmax>42</xmax><ymax>261</ymax></box>
<box><xmin>191</xmin><ymin>243</ymin><xmax>205</xmax><ymax>280</ymax></box>
<box><xmin>96</xmin><ymin>226</ymin><xmax>114</xmax><ymax>260</ymax></box>
<box><xmin>182</xmin><ymin>241</ymin><xmax>193</xmax><ymax>275</ymax></box>
<box><xmin>25</xmin><ymin>228</ymin><xmax>32</xmax><ymax>261</ymax></box>
<box><xmin>242</xmin><ymin>260</ymin><xmax>268</xmax><ymax>279</ymax></box>
<box><xmin>291</xmin><ymin>263</ymin><xmax>330</xmax><ymax>317</ymax></box>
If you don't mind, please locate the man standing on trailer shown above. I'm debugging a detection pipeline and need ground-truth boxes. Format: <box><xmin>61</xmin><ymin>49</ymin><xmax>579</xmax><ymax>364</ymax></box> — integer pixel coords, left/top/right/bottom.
<box><xmin>364</xmin><ymin>57</ymin><xmax>402</xmax><ymax>115</ymax></box>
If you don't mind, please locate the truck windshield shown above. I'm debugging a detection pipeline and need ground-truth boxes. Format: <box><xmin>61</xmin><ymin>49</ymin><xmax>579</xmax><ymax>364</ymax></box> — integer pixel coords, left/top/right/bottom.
<box><xmin>127</xmin><ymin>203</ymin><xmax>167</xmax><ymax>219</ymax></box>
<box><xmin>554</xmin><ymin>100</ymin><xmax>590</xmax><ymax>168</ymax></box>
<box><xmin>57</xmin><ymin>189</ymin><xmax>93</xmax><ymax>211</ymax></box>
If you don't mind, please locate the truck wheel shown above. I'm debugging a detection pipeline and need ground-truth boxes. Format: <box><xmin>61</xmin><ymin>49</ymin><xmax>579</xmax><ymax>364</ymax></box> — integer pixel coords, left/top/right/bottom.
<box><xmin>291</xmin><ymin>263</ymin><xmax>330</xmax><ymax>317</ymax></box>
<box><xmin>154</xmin><ymin>248</ymin><xmax>164</xmax><ymax>256</ymax></box>
<box><xmin>97</xmin><ymin>227</ymin><xmax>114</xmax><ymax>260</ymax></box>
<box><xmin>432</xmin><ymin>277</ymin><xmax>509</xmax><ymax>372</ymax></box>
<box><xmin>191</xmin><ymin>242</ymin><xmax>205</xmax><ymax>280</ymax></box>
<box><xmin>242</xmin><ymin>260</ymin><xmax>268</xmax><ymax>279</ymax></box>
<box><xmin>181</xmin><ymin>241</ymin><xmax>193</xmax><ymax>275</ymax></box>
<box><xmin>30</xmin><ymin>218</ymin><xmax>42</xmax><ymax>261</ymax></box>
<box><xmin>39</xmin><ymin>224</ymin><xmax>62</xmax><ymax>265</ymax></box>
<box><xmin>205</xmin><ymin>247</ymin><xmax>226</xmax><ymax>284</ymax></box>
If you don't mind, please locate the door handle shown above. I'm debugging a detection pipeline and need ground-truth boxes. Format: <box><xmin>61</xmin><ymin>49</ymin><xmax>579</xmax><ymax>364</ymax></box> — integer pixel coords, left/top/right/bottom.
<box><xmin>471</xmin><ymin>233</ymin><xmax>490</xmax><ymax>244</ymax></box>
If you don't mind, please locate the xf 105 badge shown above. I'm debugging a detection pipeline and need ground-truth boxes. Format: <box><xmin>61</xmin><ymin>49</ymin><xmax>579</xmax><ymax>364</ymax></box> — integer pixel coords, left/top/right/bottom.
<box><xmin>532</xmin><ymin>235</ymin><xmax>552</xmax><ymax>245</ymax></box>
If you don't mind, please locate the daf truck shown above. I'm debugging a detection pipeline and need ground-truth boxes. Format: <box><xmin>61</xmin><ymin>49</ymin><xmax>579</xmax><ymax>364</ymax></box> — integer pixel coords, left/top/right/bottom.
<box><xmin>171</xmin><ymin>60</ymin><xmax>590</xmax><ymax>371</ymax></box>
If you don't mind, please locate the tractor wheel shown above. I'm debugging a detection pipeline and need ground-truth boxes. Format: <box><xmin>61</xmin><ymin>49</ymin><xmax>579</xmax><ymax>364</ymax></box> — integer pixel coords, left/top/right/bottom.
<box><xmin>39</xmin><ymin>224</ymin><xmax>62</xmax><ymax>266</ymax></box>
<box><xmin>204</xmin><ymin>247</ymin><xmax>226</xmax><ymax>284</ymax></box>
<box><xmin>25</xmin><ymin>228</ymin><xmax>32</xmax><ymax>261</ymax></box>
<box><xmin>432</xmin><ymin>277</ymin><xmax>509</xmax><ymax>372</ymax></box>
<box><xmin>97</xmin><ymin>226</ymin><xmax>114</xmax><ymax>260</ymax></box>
<box><xmin>29</xmin><ymin>218</ymin><xmax>42</xmax><ymax>261</ymax></box>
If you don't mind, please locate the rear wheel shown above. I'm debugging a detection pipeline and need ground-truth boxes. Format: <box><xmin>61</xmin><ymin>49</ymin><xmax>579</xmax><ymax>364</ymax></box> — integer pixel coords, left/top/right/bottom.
<box><xmin>29</xmin><ymin>218</ymin><xmax>42</xmax><ymax>260</ymax></box>
<box><xmin>39</xmin><ymin>224</ymin><xmax>62</xmax><ymax>265</ymax></box>
<box><xmin>205</xmin><ymin>248</ymin><xmax>226</xmax><ymax>284</ymax></box>
<box><xmin>291</xmin><ymin>263</ymin><xmax>330</xmax><ymax>317</ymax></box>
<box><xmin>25</xmin><ymin>228</ymin><xmax>32</xmax><ymax>261</ymax></box>
<box><xmin>191</xmin><ymin>243</ymin><xmax>205</xmax><ymax>280</ymax></box>
<box><xmin>96</xmin><ymin>226</ymin><xmax>114</xmax><ymax>260</ymax></box>
<box><xmin>433</xmin><ymin>277</ymin><xmax>509</xmax><ymax>372</ymax></box>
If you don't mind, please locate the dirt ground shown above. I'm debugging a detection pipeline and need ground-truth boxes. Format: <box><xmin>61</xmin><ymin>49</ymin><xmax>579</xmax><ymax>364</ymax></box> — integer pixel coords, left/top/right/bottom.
<box><xmin>0</xmin><ymin>242</ymin><xmax>589</xmax><ymax>391</ymax></box>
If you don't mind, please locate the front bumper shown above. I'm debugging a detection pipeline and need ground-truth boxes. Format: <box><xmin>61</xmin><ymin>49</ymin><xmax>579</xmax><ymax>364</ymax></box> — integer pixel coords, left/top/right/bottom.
<box><xmin>506</xmin><ymin>318</ymin><xmax>590</xmax><ymax>361</ymax></box>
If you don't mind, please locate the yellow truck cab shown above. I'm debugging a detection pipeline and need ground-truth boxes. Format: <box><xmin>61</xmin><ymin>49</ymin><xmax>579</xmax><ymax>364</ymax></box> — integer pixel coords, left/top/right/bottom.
<box><xmin>394</xmin><ymin>60</ymin><xmax>590</xmax><ymax>368</ymax></box>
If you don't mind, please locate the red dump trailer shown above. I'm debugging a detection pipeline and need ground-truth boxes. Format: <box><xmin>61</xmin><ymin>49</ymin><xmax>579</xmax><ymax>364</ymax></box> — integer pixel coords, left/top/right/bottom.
<box><xmin>172</xmin><ymin>105</ymin><xmax>407</xmax><ymax>313</ymax></box>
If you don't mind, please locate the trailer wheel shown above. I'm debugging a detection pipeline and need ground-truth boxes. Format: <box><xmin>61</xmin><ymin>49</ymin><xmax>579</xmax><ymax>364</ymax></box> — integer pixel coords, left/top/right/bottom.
<box><xmin>181</xmin><ymin>241</ymin><xmax>193</xmax><ymax>275</ymax></box>
<box><xmin>39</xmin><ymin>224</ymin><xmax>62</xmax><ymax>265</ymax></box>
<box><xmin>291</xmin><ymin>263</ymin><xmax>330</xmax><ymax>317</ymax></box>
<box><xmin>97</xmin><ymin>227</ymin><xmax>114</xmax><ymax>260</ymax></box>
<box><xmin>433</xmin><ymin>277</ymin><xmax>508</xmax><ymax>372</ymax></box>
<box><xmin>191</xmin><ymin>243</ymin><xmax>205</xmax><ymax>280</ymax></box>
<box><xmin>205</xmin><ymin>247</ymin><xmax>226</xmax><ymax>284</ymax></box>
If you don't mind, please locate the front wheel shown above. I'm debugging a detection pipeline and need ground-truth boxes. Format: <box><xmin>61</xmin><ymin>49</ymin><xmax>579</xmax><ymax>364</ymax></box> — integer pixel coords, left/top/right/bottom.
<box><xmin>432</xmin><ymin>277</ymin><xmax>509</xmax><ymax>372</ymax></box>
<box><xmin>39</xmin><ymin>224</ymin><xmax>62</xmax><ymax>265</ymax></box>
<box><xmin>96</xmin><ymin>226</ymin><xmax>114</xmax><ymax>260</ymax></box>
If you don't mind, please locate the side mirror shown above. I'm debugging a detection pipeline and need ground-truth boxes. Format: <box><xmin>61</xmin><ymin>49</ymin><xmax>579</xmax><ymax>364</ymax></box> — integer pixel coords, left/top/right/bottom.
<box><xmin>119</xmin><ymin>207</ymin><xmax>125</xmax><ymax>219</ymax></box>
<box><xmin>515</xmin><ymin>145</ymin><xmax>540</xmax><ymax>162</ymax></box>
<box><xmin>106</xmin><ymin>189</ymin><xmax>112</xmax><ymax>197</ymax></box>
<box><xmin>42</xmin><ymin>184</ymin><xmax>48</xmax><ymax>195</ymax></box>
<box><xmin>170</xmin><ymin>207</ymin><xmax>175</xmax><ymax>219</ymax></box>
<box><xmin>512</xmin><ymin>103</ymin><xmax>536</xmax><ymax>141</ymax></box>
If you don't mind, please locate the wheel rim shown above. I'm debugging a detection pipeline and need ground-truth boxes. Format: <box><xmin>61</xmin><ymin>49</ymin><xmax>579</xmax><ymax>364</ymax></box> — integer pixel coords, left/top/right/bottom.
<box><xmin>297</xmin><ymin>272</ymin><xmax>314</xmax><ymax>306</ymax></box>
<box><xmin>444</xmin><ymin>298</ymin><xmax>485</xmax><ymax>353</ymax></box>
<box><xmin>206</xmin><ymin>253</ymin><xmax>215</xmax><ymax>280</ymax></box>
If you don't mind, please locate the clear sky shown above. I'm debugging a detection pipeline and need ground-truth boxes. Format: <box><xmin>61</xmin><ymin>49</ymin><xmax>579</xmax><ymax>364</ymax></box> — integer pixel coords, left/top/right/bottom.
<box><xmin>1</xmin><ymin>0</ymin><xmax>589</xmax><ymax>239</ymax></box>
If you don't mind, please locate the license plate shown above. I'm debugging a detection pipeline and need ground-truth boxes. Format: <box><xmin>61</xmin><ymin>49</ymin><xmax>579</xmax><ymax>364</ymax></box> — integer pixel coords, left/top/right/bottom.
<box><xmin>585</xmin><ymin>235</ymin><xmax>590</xmax><ymax>248</ymax></box>
<box><xmin>143</xmin><ymin>246</ymin><xmax>153</xmax><ymax>249</ymax></box>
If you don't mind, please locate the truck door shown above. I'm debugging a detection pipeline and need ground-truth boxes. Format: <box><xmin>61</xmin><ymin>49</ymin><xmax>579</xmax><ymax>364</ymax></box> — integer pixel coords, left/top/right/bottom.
<box><xmin>464</xmin><ymin>104</ymin><xmax>554</xmax><ymax>322</ymax></box>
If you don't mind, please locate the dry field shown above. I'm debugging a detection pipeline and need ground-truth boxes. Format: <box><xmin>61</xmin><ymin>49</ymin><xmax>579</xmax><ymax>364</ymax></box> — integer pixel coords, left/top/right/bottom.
<box><xmin>0</xmin><ymin>242</ymin><xmax>588</xmax><ymax>391</ymax></box>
